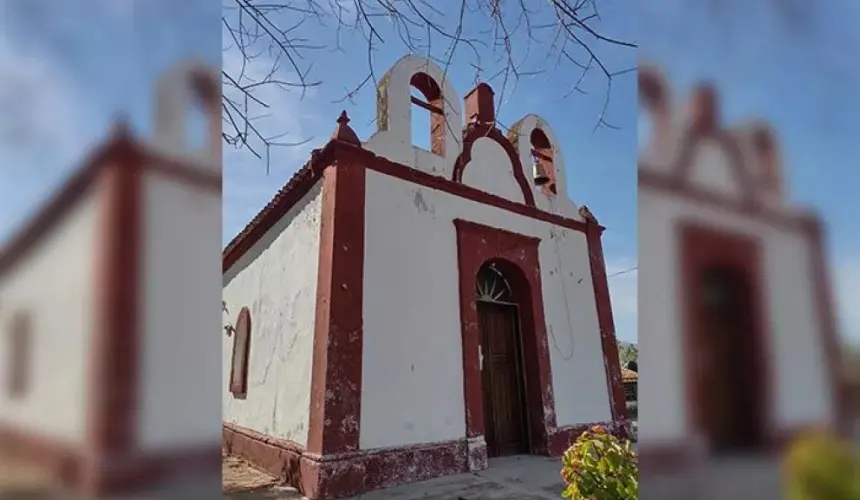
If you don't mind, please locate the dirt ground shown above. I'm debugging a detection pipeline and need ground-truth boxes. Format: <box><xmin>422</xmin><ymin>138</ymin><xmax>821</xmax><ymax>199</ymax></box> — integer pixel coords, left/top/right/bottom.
<box><xmin>0</xmin><ymin>452</ymin><xmax>57</xmax><ymax>494</ymax></box>
<box><xmin>221</xmin><ymin>454</ymin><xmax>567</xmax><ymax>500</ymax></box>
<box><xmin>222</xmin><ymin>453</ymin><xmax>285</xmax><ymax>494</ymax></box>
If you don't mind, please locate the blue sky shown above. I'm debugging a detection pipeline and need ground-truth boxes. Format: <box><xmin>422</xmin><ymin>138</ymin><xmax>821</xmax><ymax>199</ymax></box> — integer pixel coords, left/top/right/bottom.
<box><xmin>640</xmin><ymin>0</ymin><xmax>860</xmax><ymax>346</ymax></box>
<box><xmin>4</xmin><ymin>1</ymin><xmax>858</xmax><ymax>347</ymax></box>
<box><xmin>0</xmin><ymin>0</ymin><xmax>220</xmax><ymax>236</ymax></box>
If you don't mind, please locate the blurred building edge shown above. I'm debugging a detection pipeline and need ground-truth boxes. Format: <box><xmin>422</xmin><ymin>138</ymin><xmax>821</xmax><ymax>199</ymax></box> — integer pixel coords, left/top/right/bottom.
<box><xmin>222</xmin><ymin>55</ymin><xmax>628</xmax><ymax>500</ymax></box>
<box><xmin>637</xmin><ymin>63</ymin><xmax>849</xmax><ymax>474</ymax></box>
<box><xmin>0</xmin><ymin>60</ymin><xmax>222</xmax><ymax>496</ymax></box>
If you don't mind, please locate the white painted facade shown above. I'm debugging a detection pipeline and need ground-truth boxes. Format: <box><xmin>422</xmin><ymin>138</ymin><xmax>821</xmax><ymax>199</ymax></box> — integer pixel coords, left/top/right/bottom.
<box><xmin>361</xmin><ymin>169</ymin><xmax>610</xmax><ymax>449</ymax></box>
<box><xmin>638</xmin><ymin>189</ymin><xmax>831</xmax><ymax>444</ymax></box>
<box><xmin>137</xmin><ymin>167</ymin><xmax>223</xmax><ymax>451</ymax></box>
<box><xmin>222</xmin><ymin>183</ymin><xmax>323</xmax><ymax>447</ymax></box>
<box><xmin>638</xmin><ymin>73</ymin><xmax>835</xmax><ymax>447</ymax></box>
<box><xmin>0</xmin><ymin>178</ymin><xmax>104</xmax><ymax>445</ymax></box>
<box><xmin>134</xmin><ymin>60</ymin><xmax>223</xmax><ymax>453</ymax></box>
<box><xmin>224</xmin><ymin>55</ymin><xmax>614</xmax><ymax>453</ymax></box>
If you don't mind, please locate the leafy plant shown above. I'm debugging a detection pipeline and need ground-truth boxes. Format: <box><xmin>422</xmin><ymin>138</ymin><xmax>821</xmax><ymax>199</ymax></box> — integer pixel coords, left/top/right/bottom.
<box><xmin>617</xmin><ymin>341</ymin><xmax>638</xmax><ymax>367</ymax></box>
<box><xmin>561</xmin><ymin>425</ymin><xmax>638</xmax><ymax>500</ymax></box>
<box><xmin>784</xmin><ymin>428</ymin><xmax>860</xmax><ymax>500</ymax></box>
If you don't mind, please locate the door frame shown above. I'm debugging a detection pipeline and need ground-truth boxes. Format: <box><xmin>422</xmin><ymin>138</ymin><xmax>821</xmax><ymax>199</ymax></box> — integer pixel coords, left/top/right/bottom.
<box><xmin>679</xmin><ymin>222</ymin><xmax>772</xmax><ymax>451</ymax></box>
<box><xmin>453</xmin><ymin>219</ymin><xmax>558</xmax><ymax>459</ymax></box>
<box><xmin>476</xmin><ymin>298</ymin><xmax>533</xmax><ymax>457</ymax></box>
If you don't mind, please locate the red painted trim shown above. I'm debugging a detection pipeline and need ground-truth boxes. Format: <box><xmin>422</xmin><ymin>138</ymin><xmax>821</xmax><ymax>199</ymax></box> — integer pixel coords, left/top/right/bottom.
<box><xmin>229</xmin><ymin>307</ymin><xmax>252</xmax><ymax>398</ymax></box>
<box><xmin>145</xmin><ymin>157</ymin><xmax>221</xmax><ymax>192</ymax></box>
<box><xmin>452</xmin><ymin>122</ymin><xmax>536</xmax><ymax>207</ymax></box>
<box><xmin>223</xmin><ymin>142</ymin><xmax>589</xmax><ymax>275</ymax></box>
<box><xmin>679</xmin><ymin>223</ymin><xmax>772</xmax><ymax>448</ymax></box>
<box><xmin>585</xmin><ymin>223</ymin><xmax>628</xmax><ymax>422</ymax></box>
<box><xmin>364</xmin><ymin>151</ymin><xmax>586</xmax><ymax>232</ymax></box>
<box><xmin>223</xmin><ymin>147</ymin><xmax>329</xmax><ymax>272</ymax></box>
<box><xmin>639</xmin><ymin>169</ymin><xmax>804</xmax><ymax>230</ymax></box>
<box><xmin>88</xmin><ymin>137</ymin><xmax>143</xmax><ymax>458</ymax></box>
<box><xmin>453</xmin><ymin>219</ymin><xmax>555</xmax><ymax>457</ymax></box>
<box><xmin>306</xmin><ymin>148</ymin><xmax>366</xmax><ymax>456</ymax></box>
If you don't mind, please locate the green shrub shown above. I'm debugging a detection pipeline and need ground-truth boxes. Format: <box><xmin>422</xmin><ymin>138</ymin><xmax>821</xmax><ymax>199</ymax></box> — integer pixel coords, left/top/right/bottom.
<box><xmin>784</xmin><ymin>428</ymin><xmax>860</xmax><ymax>500</ymax></box>
<box><xmin>560</xmin><ymin>425</ymin><xmax>638</xmax><ymax>500</ymax></box>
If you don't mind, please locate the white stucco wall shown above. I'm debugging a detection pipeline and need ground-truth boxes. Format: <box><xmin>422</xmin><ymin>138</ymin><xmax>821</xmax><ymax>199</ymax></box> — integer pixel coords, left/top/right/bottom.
<box><xmin>360</xmin><ymin>169</ymin><xmax>611</xmax><ymax>450</ymax></box>
<box><xmin>0</xmin><ymin>178</ymin><xmax>104</xmax><ymax>445</ymax></box>
<box><xmin>459</xmin><ymin>138</ymin><xmax>525</xmax><ymax>204</ymax></box>
<box><xmin>638</xmin><ymin>186</ymin><xmax>832</xmax><ymax>445</ymax></box>
<box><xmin>136</xmin><ymin>169</ymin><xmax>223</xmax><ymax>451</ymax></box>
<box><xmin>221</xmin><ymin>182</ymin><xmax>323</xmax><ymax>447</ymax></box>
<box><xmin>687</xmin><ymin>139</ymin><xmax>745</xmax><ymax>198</ymax></box>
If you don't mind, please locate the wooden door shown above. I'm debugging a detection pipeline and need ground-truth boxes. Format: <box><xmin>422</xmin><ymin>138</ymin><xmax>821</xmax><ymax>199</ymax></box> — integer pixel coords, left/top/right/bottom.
<box><xmin>478</xmin><ymin>301</ymin><xmax>529</xmax><ymax>457</ymax></box>
<box><xmin>696</xmin><ymin>266</ymin><xmax>763</xmax><ymax>452</ymax></box>
<box><xmin>682</xmin><ymin>225</ymin><xmax>767</xmax><ymax>454</ymax></box>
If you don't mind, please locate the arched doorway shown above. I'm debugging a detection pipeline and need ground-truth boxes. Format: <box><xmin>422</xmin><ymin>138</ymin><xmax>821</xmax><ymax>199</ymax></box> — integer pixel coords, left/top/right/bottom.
<box><xmin>475</xmin><ymin>261</ymin><xmax>530</xmax><ymax>457</ymax></box>
<box><xmin>682</xmin><ymin>225</ymin><xmax>768</xmax><ymax>455</ymax></box>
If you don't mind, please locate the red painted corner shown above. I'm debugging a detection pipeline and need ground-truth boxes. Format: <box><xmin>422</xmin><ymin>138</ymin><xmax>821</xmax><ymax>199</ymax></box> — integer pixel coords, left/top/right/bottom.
<box><xmin>584</xmin><ymin>223</ymin><xmax>628</xmax><ymax>423</ymax></box>
<box><xmin>307</xmin><ymin>147</ymin><xmax>367</xmax><ymax>456</ymax></box>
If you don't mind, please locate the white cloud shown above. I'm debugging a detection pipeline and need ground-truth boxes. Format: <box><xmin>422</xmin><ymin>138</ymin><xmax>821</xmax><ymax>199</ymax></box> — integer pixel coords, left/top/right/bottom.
<box><xmin>221</xmin><ymin>38</ymin><xmax>327</xmax><ymax>245</ymax></box>
<box><xmin>0</xmin><ymin>31</ymin><xmax>95</xmax><ymax>243</ymax></box>
<box><xmin>0</xmin><ymin>33</ymin><xmax>91</xmax><ymax>171</ymax></box>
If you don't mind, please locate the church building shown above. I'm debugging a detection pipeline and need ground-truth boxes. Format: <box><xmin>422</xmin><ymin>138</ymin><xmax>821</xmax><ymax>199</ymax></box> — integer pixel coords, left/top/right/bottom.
<box><xmin>222</xmin><ymin>55</ymin><xmax>628</xmax><ymax>499</ymax></box>
<box><xmin>637</xmin><ymin>65</ymin><xmax>848</xmax><ymax>470</ymax></box>
<box><xmin>0</xmin><ymin>61</ymin><xmax>222</xmax><ymax>496</ymax></box>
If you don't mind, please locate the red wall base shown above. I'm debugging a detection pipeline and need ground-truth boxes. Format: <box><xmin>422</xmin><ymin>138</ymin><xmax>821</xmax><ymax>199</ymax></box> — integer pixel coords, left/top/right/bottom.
<box><xmin>0</xmin><ymin>424</ymin><xmax>221</xmax><ymax>495</ymax></box>
<box><xmin>224</xmin><ymin>419</ymin><xmax>631</xmax><ymax>499</ymax></box>
<box><xmin>638</xmin><ymin>424</ymin><xmax>824</xmax><ymax>476</ymax></box>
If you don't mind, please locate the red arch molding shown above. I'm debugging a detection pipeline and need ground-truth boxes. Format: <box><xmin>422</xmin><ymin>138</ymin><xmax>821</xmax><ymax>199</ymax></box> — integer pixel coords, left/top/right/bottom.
<box><xmin>452</xmin><ymin>122</ymin><xmax>537</xmax><ymax>208</ymax></box>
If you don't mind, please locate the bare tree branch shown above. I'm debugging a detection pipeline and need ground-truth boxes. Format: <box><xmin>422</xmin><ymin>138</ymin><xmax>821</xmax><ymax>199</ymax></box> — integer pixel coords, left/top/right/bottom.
<box><xmin>222</xmin><ymin>0</ymin><xmax>638</xmax><ymax>166</ymax></box>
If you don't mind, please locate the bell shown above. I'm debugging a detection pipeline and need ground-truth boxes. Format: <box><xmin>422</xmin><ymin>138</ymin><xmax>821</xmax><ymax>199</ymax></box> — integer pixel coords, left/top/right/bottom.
<box><xmin>533</xmin><ymin>160</ymin><xmax>550</xmax><ymax>186</ymax></box>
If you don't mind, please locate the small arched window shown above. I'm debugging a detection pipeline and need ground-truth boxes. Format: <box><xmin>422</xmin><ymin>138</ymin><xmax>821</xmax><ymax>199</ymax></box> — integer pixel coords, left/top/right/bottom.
<box><xmin>410</xmin><ymin>72</ymin><xmax>445</xmax><ymax>156</ymax></box>
<box><xmin>229</xmin><ymin>307</ymin><xmax>252</xmax><ymax>398</ymax></box>
<box><xmin>7</xmin><ymin>310</ymin><xmax>32</xmax><ymax>399</ymax></box>
<box><xmin>530</xmin><ymin>129</ymin><xmax>556</xmax><ymax>195</ymax></box>
<box><xmin>475</xmin><ymin>262</ymin><xmax>514</xmax><ymax>304</ymax></box>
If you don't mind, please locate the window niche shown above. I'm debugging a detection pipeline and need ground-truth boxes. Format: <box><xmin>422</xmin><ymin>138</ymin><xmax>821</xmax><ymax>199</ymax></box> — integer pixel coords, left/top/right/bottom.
<box><xmin>229</xmin><ymin>307</ymin><xmax>252</xmax><ymax>399</ymax></box>
<box><xmin>7</xmin><ymin>310</ymin><xmax>32</xmax><ymax>399</ymax></box>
